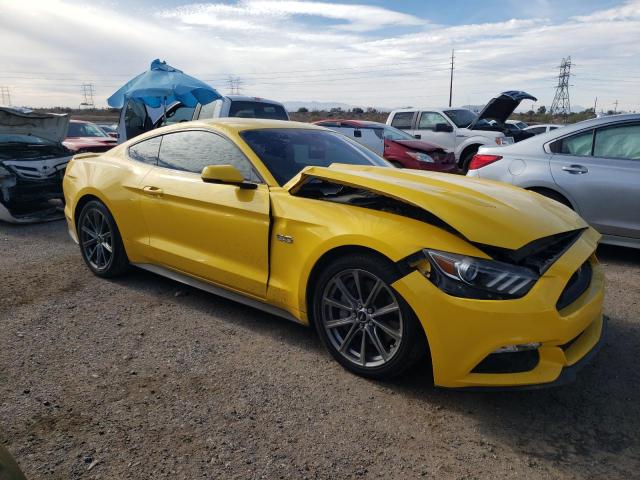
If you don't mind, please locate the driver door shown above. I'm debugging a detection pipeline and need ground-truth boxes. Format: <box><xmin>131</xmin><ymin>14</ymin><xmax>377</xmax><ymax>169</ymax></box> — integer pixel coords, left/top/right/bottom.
<box><xmin>139</xmin><ymin>129</ymin><xmax>270</xmax><ymax>298</ymax></box>
<box><xmin>412</xmin><ymin>112</ymin><xmax>456</xmax><ymax>151</ymax></box>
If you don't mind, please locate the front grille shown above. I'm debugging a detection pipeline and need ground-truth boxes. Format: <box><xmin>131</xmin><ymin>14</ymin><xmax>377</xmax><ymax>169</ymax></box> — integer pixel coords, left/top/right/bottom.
<box><xmin>556</xmin><ymin>261</ymin><xmax>592</xmax><ymax>311</ymax></box>
<box><xmin>478</xmin><ymin>229</ymin><xmax>584</xmax><ymax>275</ymax></box>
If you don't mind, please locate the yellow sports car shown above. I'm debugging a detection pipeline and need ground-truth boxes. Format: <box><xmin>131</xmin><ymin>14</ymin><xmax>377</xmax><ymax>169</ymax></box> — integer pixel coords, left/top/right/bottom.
<box><xmin>63</xmin><ymin>119</ymin><xmax>605</xmax><ymax>388</ymax></box>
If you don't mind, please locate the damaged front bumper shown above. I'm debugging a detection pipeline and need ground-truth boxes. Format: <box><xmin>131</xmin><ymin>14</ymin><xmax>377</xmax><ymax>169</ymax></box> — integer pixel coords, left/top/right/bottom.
<box><xmin>0</xmin><ymin>156</ymin><xmax>70</xmax><ymax>223</ymax></box>
<box><xmin>391</xmin><ymin>227</ymin><xmax>605</xmax><ymax>388</ymax></box>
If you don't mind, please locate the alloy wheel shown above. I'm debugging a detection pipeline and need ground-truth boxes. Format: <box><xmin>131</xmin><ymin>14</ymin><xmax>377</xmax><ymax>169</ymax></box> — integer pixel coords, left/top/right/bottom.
<box><xmin>80</xmin><ymin>208</ymin><xmax>113</xmax><ymax>270</ymax></box>
<box><xmin>321</xmin><ymin>269</ymin><xmax>404</xmax><ymax>368</ymax></box>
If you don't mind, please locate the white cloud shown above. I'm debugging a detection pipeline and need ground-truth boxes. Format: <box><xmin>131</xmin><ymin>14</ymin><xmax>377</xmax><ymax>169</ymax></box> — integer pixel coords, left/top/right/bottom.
<box><xmin>0</xmin><ymin>0</ymin><xmax>638</xmax><ymax>111</ymax></box>
<box><xmin>160</xmin><ymin>1</ymin><xmax>425</xmax><ymax>32</ymax></box>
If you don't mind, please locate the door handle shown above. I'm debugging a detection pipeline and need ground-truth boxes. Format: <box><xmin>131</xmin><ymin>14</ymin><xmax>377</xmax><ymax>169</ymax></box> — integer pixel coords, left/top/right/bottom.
<box><xmin>561</xmin><ymin>164</ymin><xmax>588</xmax><ymax>174</ymax></box>
<box><xmin>142</xmin><ymin>186</ymin><xmax>164</xmax><ymax>196</ymax></box>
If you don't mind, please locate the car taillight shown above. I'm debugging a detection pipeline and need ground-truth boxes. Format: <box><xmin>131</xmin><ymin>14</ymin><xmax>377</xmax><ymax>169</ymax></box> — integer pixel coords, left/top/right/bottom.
<box><xmin>469</xmin><ymin>154</ymin><xmax>503</xmax><ymax>170</ymax></box>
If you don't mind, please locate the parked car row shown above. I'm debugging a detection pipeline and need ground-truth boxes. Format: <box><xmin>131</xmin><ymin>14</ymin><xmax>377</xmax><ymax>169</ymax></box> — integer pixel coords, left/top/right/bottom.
<box><xmin>467</xmin><ymin>113</ymin><xmax>640</xmax><ymax>249</ymax></box>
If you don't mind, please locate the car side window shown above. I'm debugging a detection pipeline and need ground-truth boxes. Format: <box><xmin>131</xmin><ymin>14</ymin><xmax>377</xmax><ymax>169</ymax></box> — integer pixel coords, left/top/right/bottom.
<box><xmin>128</xmin><ymin>136</ymin><xmax>161</xmax><ymax>165</ymax></box>
<box><xmin>390</xmin><ymin>112</ymin><xmax>414</xmax><ymax>130</ymax></box>
<box><xmin>549</xmin><ymin>130</ymin><xmax>594</xmax><ymax>156</ymax></box>
<box><xmin>418</xmin><ymin>112</ymin><xmax>448</xmax><ymax>131</ymax></box>
<box><xmin>197</xmin><ymin>100</ymin><xmax>217</xmax><ymax>120</ymax></box>
<box><xmin>158</xmin><ymin>130</ymin><xmax>259</xmax><ymax>181</ymax></box>
<box><xmin>593</xmin><ymin>123</ymin><xmax>640</xmax><ymax>160</ymax></box>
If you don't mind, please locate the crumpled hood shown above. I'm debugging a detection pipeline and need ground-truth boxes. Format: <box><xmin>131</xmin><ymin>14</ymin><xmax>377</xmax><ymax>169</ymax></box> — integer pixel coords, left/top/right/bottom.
<box><xmin>391</xmin><ymin>139</ymin><xmax>443</xmax><ymax>152</ymax></box>
<box><xmin>0</xmin><ymin>106</ymin><xmax>70</xmax><ymax>144</ymax></box>
<box><xmin>289</xmin><ymin>164</ymin><xmax>587</xmax><ymax>250</ymax></box>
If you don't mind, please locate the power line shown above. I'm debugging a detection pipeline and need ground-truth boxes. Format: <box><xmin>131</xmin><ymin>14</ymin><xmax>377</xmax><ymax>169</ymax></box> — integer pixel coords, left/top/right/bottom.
<box><xmin>226</xmin><ymin>76</ymin><xmax>243</xmax><ymax>95</ymax></box>
<box><xmin>550</xmin><ymin>56</ymin><xmax>572</xmax><ymax>118</ymax></box>
<box><xmin>80</xmin><ymin>83</ymin><xmax>95</xmax><ymax>108</ymax></box>
<box><xmin>0</xmin><ymin>86</ymin><xmax>11</xmax><ymax>105</ymax></box>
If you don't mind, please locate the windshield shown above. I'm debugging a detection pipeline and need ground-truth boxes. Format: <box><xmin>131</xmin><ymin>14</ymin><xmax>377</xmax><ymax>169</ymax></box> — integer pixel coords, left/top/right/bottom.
<box><xmin>0</xmin><ymin>134</ymin><xmax>55</xmax><ymax>145</ymax></box>
<box><xmin>382</xmin><ymin>125</ymin><xmax>416</xmax><ymax>141</ymax></box>
<box><xmin>443</xmin><ymin>109</ymin><xmax>478</xmax><ymax>128</ymax></box>
<box><xmin>240</xmin><ymin>128</ymin><xmax>390</xmax><ymax>185</ymax></box>
<box><xmin>67</xmin><ymin>122</ymin><xmax>108</xmax><ymax>138</ymax></box>
<box><xmin>229</xmin><ymin>101</ymin><xmax>288</xmax><ymax>120</ymax></box>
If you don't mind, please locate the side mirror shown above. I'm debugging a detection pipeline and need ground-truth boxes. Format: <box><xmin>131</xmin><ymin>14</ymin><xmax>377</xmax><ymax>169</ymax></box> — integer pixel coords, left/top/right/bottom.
<box><xmin>435</xmin><ymin>123</ymin><xmax>454</xmax><ymax>133</ymax></box>
<box><xmin>414</xmin><ymin>134</ymin><xmax>421</xmax><ymax>139</ymax></box>
<box><xmin>201</xmin><ymin>165</ymin><xmax>257</xmax><ymax>189</ymax></box>
<box><xmin>354</xmin><ymin>130</ymin><xmax>362</xmax><ymax>138</ymax></box>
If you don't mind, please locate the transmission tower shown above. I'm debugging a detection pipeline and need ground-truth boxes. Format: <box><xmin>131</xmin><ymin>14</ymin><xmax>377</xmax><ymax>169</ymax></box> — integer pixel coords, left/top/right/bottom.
<box><xmin>0</xmin><ymin>86</ymin><xmax>11</xmax><ymax>106</ymax></box>
<box><xmin>550</xmin><ymin>56</ymin><xmax>572</xmax><ymax>117</ymax></box>
<box><xmin>80</xmin><ymin>83</ymin><xmax>95</xmax><ymax>108</ymax></box>
<box><xmin>226</xmin><ymin>76</ymin><xmax>243</xmax><ymax>95</ymax></box>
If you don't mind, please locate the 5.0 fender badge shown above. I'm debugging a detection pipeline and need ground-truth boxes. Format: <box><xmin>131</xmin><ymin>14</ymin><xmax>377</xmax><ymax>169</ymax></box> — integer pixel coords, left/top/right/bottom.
<box><xmin>276</xmin><ymin>234</ymin><xmax>294</xmax><ymax>244</ymax></box>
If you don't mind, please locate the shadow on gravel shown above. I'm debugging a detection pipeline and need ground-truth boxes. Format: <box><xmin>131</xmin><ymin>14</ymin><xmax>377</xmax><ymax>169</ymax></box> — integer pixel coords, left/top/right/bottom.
<box><xmin>106</xmin><ymin>247</ymin><xmax>640</xmax><ymax>477</ymax></box>
<box><xmin>108</xmin><ymin>266</ymin><xmax>324</xmax><ymax>353</ymax></box>
<box><xmin>388</xmin><ymin>317</ymin><xmax>640</xmax><ymax>477</ymax></box>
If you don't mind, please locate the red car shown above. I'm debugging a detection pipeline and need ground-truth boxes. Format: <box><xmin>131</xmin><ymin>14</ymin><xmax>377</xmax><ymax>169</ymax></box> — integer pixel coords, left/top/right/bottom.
<box><xmin>63</xmin><ymin>120</ymin><xmax>118</xmax><ymax>153</ymax></box>
<box><xmin>313</xmin><ymin>119</ymin><xmax>458</xmax><ymax>173</ymax></box>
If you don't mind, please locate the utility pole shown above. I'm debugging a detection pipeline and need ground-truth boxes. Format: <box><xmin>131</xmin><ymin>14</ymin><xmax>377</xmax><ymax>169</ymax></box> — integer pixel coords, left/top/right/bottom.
<box><xmin>80</xmin><ymin>83</ymin><xmax>95</xmax><ymax>108</ymax></box>
<box><xmin>448</xmin><ymin>49</ymin><xmax>455</xmax><ymax>108</ymax></box>
<box><xmin>550</xmin><ymin>56</ymin><xmax>572</xmax><ymax>120</ymax></box>
<box><xmin>614</xmin><ymin>100</ymin><xmax>618</xmax><ymax>113</ymax></box>
<box><xmin>226</xmin><ymin>76</ymin><xmax>243</xmax><ymax>95</ymax></box>
<box><xmin>0</xmin><ymin>86</ymin><xmax>11</xmax><ymax>106</ymax></box>
<box><xmin>593</xmin><ymin>97</ymin><xmax>597</xmax><ymax>114</ymax></box>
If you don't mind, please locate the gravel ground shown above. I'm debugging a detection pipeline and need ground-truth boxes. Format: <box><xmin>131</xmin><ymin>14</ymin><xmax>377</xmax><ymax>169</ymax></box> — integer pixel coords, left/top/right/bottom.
<box><xmin>1</xmin><ymin>220</ymin><xmax>639</xmax><ymax>479</ymax></box>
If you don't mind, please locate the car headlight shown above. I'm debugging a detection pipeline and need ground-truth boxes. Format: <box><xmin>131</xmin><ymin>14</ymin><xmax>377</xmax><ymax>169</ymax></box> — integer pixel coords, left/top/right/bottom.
<box><xmin>419</xmin><ymin>249</ymin><xmax>538</xmax><ymax>299</ymax></box>
<box><xmin>407</xmin><ymin>151</ymin><xmax>435</xmax><ymax>163</ymax></box>
<box><xmin>495</xmin><ymin>136</ymin><xmax>514</xmax><ymax>146</ymax></box>
<box><xmin>0</xmin><ymin>165</ymin><xmax>15</xmax><ymax>179</ymax></box>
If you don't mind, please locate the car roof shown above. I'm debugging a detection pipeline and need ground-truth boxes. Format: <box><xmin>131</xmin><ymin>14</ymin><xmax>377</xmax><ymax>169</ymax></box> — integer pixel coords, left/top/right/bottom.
<box><xmin>389</xmin><ymin>107</ymin><xmax>467</xmax><ymax>114</ymax></box>
<box><xmin>314</xmin><ymin>119</ymin><xmax>385</xmax><ymax>128</ymax></box>
<box><xmin>69</xmin><ymin>119</ymin><xmax>91</xmax><ymax>124</ymax></box>
<box><xmin>225</xmin><ymin>95</ymin><xmax>285</xmax><ymax>106</ymax></box>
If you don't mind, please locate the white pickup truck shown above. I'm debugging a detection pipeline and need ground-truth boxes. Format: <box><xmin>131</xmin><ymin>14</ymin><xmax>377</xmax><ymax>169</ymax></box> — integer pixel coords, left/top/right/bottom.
<box><xmin>386</xmin><ymin>91</ymin><xmax>536</xmax><ymax>172</ymax></box>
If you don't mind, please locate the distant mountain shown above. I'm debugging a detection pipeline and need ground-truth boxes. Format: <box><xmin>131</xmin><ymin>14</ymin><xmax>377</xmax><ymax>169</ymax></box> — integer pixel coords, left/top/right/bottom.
<box><xmin>284</xmin><ymin>101</ymin><xmax>392</xmax><ymax>112</ymax></box>
<box><xmin>284</xmin><ymin>101</ymin><xmax>353</xmax><ymax>112</ymax></box>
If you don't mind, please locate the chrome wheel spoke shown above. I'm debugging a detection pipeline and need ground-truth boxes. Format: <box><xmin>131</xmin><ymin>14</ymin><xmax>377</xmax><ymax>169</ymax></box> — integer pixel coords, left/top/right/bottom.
<box><xmin>322</xmin><ymin>268</ymin><xmax>404</xmax><ymax>369</ymax></box>
<box><xmin>367</xmin><ymin>327</ymin><xmax>389</xmax><ymax>361</ymax></box>
<box><xmin>364</xmin><ymin>279</ymin><xmax>382</xmax><ymax>308</ymax></box>
<box><xmin>323</xmin><ymin>296</ymin><xmax>352</xmax><ymax>311</ymax></box>
<box><xmin>81</xmin><ymin>208</ymin><xmax>112</xmax><ymax>270</ymax></box>
<box><xmin>371</xmin><ymin>319</ymin><xmax>401</xmax><ymax>341</ymax></box>
<box><xmin>352</xmin><ymin>270</ymin><xmax>364</xmax><ymax>304</ymax></box>
<box><xmin>325</xmin><ymin>317</ymin><xmax>356</xmax><ymax>329</ymax></box>
<box><xmin>335</xmin><ymin>278</ymin><xmax>358</xmax><ymax>308</ymax></box>
<box><xmin>371</xmin><ymin>302</ymin><xmax>399</xmax><ymax>318</ymax></box>
<box><xmin>339</xmin><ymin>322</ymin><xmax>359</xmax><ymax>353</ymax></box>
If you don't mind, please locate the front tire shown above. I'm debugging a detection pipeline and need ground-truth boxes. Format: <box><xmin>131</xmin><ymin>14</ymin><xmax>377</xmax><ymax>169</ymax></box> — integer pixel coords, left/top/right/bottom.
<box><xmin>77</xmin><ymin>200</ymin><xmax>129</xmax><ymax>278</ymax></box>
<box><xmin>312</xmin><ymin>253</ymin><xmax>427</xmax><ymax>380</ymax></box>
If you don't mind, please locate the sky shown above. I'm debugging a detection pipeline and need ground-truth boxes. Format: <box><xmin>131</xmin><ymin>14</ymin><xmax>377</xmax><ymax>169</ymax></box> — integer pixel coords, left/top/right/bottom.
<box><xmin>0</xmin><ymin>0</ymin><xmax>639</xmax><ymax>111</ymax></box>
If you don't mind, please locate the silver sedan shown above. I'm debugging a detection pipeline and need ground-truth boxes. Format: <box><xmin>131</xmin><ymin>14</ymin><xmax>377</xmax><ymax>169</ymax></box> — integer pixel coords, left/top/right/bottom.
<box><xmin>467</xmin><ymin>114</ymin><xmax>640</xmax><ymax>249</ymax></box>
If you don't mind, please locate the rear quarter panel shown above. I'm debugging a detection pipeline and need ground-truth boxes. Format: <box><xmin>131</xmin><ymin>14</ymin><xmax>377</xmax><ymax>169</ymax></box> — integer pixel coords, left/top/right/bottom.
<box><xmin>63</xmin><ymin>147</ymin><xmax>152</xmax><ymax>261</ymax></box>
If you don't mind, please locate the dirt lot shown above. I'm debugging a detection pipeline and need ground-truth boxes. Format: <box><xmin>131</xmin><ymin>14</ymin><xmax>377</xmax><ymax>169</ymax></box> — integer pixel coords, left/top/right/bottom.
<box><xmin>1</xmin><ymin>221</ymin><xmax>639</xmax><ymax>479</ymax></box>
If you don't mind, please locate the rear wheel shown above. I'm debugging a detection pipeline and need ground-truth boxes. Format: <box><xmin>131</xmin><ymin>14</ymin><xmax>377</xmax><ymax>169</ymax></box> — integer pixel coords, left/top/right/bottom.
<box><xmin>77</xmin><ymin>200</ymin><xmax>129</xmax><ymax>278</ymax></box>
<box><xmin>529</xmin><ymin>188</ymin><xmax>573</xmax><ymax>209</ymax></box>
<box><xmin>312</xmin><ymin>253</ymin><xmax>427</xmax><ymax>380</ymax></box>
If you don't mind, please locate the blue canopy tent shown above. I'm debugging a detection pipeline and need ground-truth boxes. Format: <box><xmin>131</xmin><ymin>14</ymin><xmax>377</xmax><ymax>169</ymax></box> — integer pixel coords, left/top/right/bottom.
<box><xmin>108</xmin><ymin>59</ymin><xmax>222</xmax><ymax>141</ymax></box>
